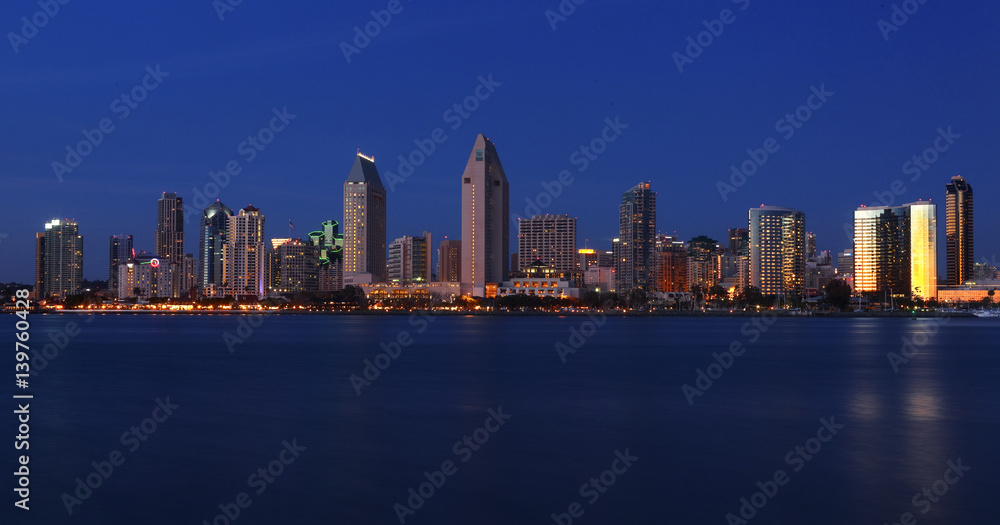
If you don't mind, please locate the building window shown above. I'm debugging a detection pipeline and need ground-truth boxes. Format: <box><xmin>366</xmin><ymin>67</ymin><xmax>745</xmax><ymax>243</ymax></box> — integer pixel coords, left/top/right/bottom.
<box><xmin>464</xmin><ymin>178</ymin><xmax>471</xmax><ymax>184</ymax></box>
<box><xmin>476</xmin><ymin>149</ymin><xmax>484</xmax><ymax>161</ymax></box>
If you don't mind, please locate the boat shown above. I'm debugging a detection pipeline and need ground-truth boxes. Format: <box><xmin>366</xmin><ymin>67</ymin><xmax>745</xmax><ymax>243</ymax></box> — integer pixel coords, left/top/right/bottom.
<box><xmin>972</xmin><ymin>309</ymin><xmax>1000</xmax><ymax>318</ymax></box>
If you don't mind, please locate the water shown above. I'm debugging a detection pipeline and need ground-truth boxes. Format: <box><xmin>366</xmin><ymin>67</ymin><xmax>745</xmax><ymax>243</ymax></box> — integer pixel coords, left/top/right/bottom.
<box><xmin>4</xmin><ymin>313</ymin><xmax>998</xmax><ymax>524</ymax></box>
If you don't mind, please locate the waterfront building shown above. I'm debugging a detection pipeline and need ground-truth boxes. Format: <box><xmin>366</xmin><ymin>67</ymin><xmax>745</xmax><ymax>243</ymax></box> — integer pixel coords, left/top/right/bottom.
<box><xmin>461</xmin><ymin>134</ymin><xmax>510</xmax><ymax>296</ymax></box>
<box><xmin>517</xmin><ymin>214</ymin><xmax>576</xmax><ymax>272</ymax></box>
<box><xmin>748</xmin><ymin>206</ymin><xmax>806</xmax><ymax>297</ymax></box>
<box><xmin>344</xmin><ymin>152</ymin><xmax>387</xmax><ymax>284</ymax></box>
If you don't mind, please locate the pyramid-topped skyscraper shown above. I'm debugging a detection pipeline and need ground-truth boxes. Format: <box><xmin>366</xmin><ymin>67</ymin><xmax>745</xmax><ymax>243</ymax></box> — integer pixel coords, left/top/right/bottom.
<box><xmin>344</xmin><ymin>152</ymin><xmax>387</xmax><ymax>284</ymax></box>
<box><xmin>461</xmin><ymin>134</ymin><xmax>509</xmax><ymax>296</ymax></box>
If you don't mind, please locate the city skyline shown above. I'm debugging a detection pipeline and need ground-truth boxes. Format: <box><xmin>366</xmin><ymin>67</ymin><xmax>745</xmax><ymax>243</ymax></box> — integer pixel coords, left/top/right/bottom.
<box><xmin>4</xmin><ymin>3</ymin><xmax>998</xmax><ymax>284</ymax></box>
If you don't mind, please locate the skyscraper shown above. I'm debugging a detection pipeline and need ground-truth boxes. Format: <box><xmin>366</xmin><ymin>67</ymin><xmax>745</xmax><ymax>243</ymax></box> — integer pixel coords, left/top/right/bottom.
<box><xmin>687</xmin><ymin>236</ymin><xmax>722</xmax><ymax>290</ymax></box>
<box><xmin>309</xmin><ymin>220</ymin><xmax>345</xmax><ymax>292</ymax></box>
<box><xmin>37</xmin><ymin>219</ymin><xmax>84</xmax><ymax>300</ymax></box>
<box><xmin>727</xmin><ymin>228</ymin><xmax>749</xmax><ymax>257</ymax></box>
<box><xmin>655</xmin><ymin>236</ymin><xmax>688</xmax><ymax>293</ymax></box>
<box><xmin>222</xmin><ymin>205</ymin><xmax>266</xmax><ymax>298</ymax></box>
<box><xmin>461</xmin><ymin>134</ymin><xmax>510</xmax><ymax>296</ymax></box>
<box><xmin>438</xmin><ymin>239</ymin><xmax>462</xmax><ymax>283</ymax></box>
<box><xmin>344</xmin><ymin>152</ymin><xmax>387</xmax><ymax>284</ymax></box>
<box><xmin>853</xmin><ymin>202</ymin><xmax>937</xmax><ymax>299</ymax></box>
<box><xmin>945</xmin><ymin>175</ymin><xmax>973</xmax><ymax>285</ymax></box>
<box><xmin>199</xmin><ymin>200</ymin><xmax>234</xmax><ymax>292</ymax></box>
<box><xmin>616</xmin><ymin>182</ymin><xmax>656</xmax><ymax>293</ymax></box>
<box><xmin>517</xmin><ymin>214</ymin><xmax>577</xmax><ymax>272</ymax></box>
<box><xmin>155</xmin><ymin>192</ymin><xmax>185</xmax><ymax>262</ymax></box>
<box><xmin>909</xmin><ymin>202</ymin><xmax>938</xmax><ymax>301</ymax></box>
<box><xmin>109</xmin><ymin>234</ymin><xmax>133</xmax><ymax>298</ymax></box>
<box><xmin>805</xmin><ymin>232</ymin><xmax>817</xmax><ymax>261</ymax></box>
<box><xmin>748</xmin><ymin>206</ymin><xmax>806</xmax><ymax>297</ymax></box>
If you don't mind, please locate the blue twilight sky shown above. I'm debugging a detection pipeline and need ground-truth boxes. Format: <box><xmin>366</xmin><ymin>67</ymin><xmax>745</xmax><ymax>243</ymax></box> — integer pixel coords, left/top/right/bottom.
<box><xmin>1</xmin><ymin>0</ymin><xmax>998</xmax><ymax>282</ymax></box>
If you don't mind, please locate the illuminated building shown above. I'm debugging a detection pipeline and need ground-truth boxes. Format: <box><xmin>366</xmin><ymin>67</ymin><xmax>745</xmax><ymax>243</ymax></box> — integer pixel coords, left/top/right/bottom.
<box><xmin>517</xmin><ymin>214</ymin><xmax>576</xmax><ymax>272</ymax></box>
<box><xmin>272</xmin><ymin>239</ymin><xmax>319</xmax><ymax>293</ymax></box>
<box><xmin>945</xmin><ymin>175</ymin><xmax>973</xmax><ymax>285</ymax></box>
<box><xmin>155</xmin><ymin>192</ymin><xmax>184</xmax><ymax>262</ymax></box>
<box><xmin>853</xmin><ymin>201</ymin><xmax>938</xmax><ymax>299</ymax></box>
<box><xmin>616</xmin><ymin>182</ymin><xmax>656</xmax><ymax>293</ymax></box>
<box><xmin>438</xmin><ymin>239</ymin><xmax>462</xmax><ymax>283</ymax></box>
<box><xmin>687</xmin><ymin>235</ymin><xmax>722</xmax><ymax>290</ymax></box>
<box><xmin>37</xmin><ymin>219</ymin><xmax>84</xmax><ymax>300</ymax></box>
<box><xmin>344</xmin><ymin>152</ymin><xmax>387</xmax><ymax>284</ymax></box>
<box><xmin>309</xmin><ymin>220</ymin><xmax>345</xmax><ymax>292</ymax></box>
<box><xmin>909</xmin><ymin>202</ymin><xmax>938</xmax><ymax>301</ymax></box>
<box><xmin>117</xmin><ymin>252</ymin><xmax>174</xmax><ymax>299</ymax></box>
<box><xmin>837</xmin><ymin>250</ymin><xmax>854</xmax><ymax>277</ymax></box>
<box><xmin>497</xmin><ymin>260</ymin><xmax>584</xmax><ymax>299</ymax></box>
<box><xmin>749</xmin><ymin>206</ymin><xmax>805</xmax><ymax>297</ymax></box>
<box><xmin>806</xmin><ymin>232</ymin><xmax>817</xmax><ymax>261</ymax></box>
<box><xmin>222</xmin><ymin>205</ymin><xmax>266</xmax><ymax>299</ymax></box>
<box><xmin>727</xmin><ymin>228</ymin><xmax>749</xmax><ymax>256</ymax></box>
<box><xmin>388</xmin><ymin>232</ymin><xmax>433</xmax><ymax>285</ymax></box>
<box><xmin>655</xmin><ymin>236</ymin><xmax>688</xmax><ymax>293</ymax></box>
<box><xmin>199</xmin><ymin>200</ymin><xmax>234</xmax><ymax>291</ymax></box>
<box><xmin>109</xmin><ymin>234</ymin><xmax>133</xmax><ymax>299</ymax></box>
<box><xmin>461</xmin><ymin>134</ymin><xmax>510</xmax><ymax>296</ymax></box>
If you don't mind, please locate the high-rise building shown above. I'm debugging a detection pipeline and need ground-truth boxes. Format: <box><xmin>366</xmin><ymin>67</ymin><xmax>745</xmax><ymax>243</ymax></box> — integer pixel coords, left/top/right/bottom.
<box><xmin>688</xmin><ymin>236</ymin><xmax>722</xmax><ymax>290</ymax></box>
<box><xmin>388</xmin><ymin>232</ymin><xmax>433</xmax><ymax>285</ymax></box>
<box><xmin>438</xmin><ymin>239</ymin><xmax>462</xmax><ymax>283</ymax></box>
<box><xmin>117</xmin><ymin>252</ymin><xmax>175</xmax><ymax>299</ymax></box>
<box><xmin>155</xmin><ymin>192</ymin><xmax>184</xmax><ymax>262</ymax></box>
<box><xmin>109</xmin><ymin>235</ymin><xmax>133</xmax><ymax>298</ymax></box>
<box><xmin>945</xmin><ymin>175</ymin><xmax>973</xmax><ymax>285</ymax></box>
<box><xmin>461</xmin><ymin>134</ymin><xmax>510</xmax><ymax>296</ymax></box>
<box><xmin>344</xmin><ymin>153</ymin><xmax>387</xmax><ymax>284</ymax></box>
<box><xmin>222</xmin><ymin>205</ymin><xmax>266</xmax><ymax>298</ymax></box>
<box><xmin>837</xmin><ymin>250</ymin><xmax>854</xmax><ymax>276</ymax></box>
<box><xmin>37</xmin><ymin>219</ymin><xmax>84</xmax><ymax>300</ymax></box>
<box><xmin>616</xmin><ymin>182</ymin><xmax>657</xmax><ymax>293</ymax></box>
<box><xmin>806</xmin><ymin>232</ymin><xmax>817</xmax><ymax>261</ymax></box>
<box><xmin>199</xmin><ymin>200</ymin><xmax>234</xmax><ymax>293</ymax></box>
<box><xmin>656</xmin><ymin>237</ymin><xmax>688</xmax><ymax>293</ymax></box>
<box><xmin>727</xmin><ymin>228</ymin><xmax>749</xmax><ymax>257</ymax></box>
<box><xmin>578</xmin><ymin>249</ymin><xmax>598</xmax><ymax>271</ymax></box>
<box><xmin>271</xmin><ymin>239</ymin><xmax>319</xmax><ymax>294</ymax></box>
<box><xmin>309</xmin><ymin>220</ymin><xmax>345</xmax><ymax>292</ymax></box>
<box><xmin>853</xmin><ymin>205</ymin><xmax>910</xmax><ymax>296</ymax></box>
<box><xmin>748</xmin><ymin>206</ymin><xmax>806</xmax><ymax>297</ymax></box>
<box><xmin>909</xmin><ymin>202</ymin><xmax>938</xmax><ymax>301</ymax></box>
<box><xmin>517</xmin><ymin>214</ymin><xmax>577</xmax><ymax>272</ymax></box>
<box><xmin>853</xmin><ymin>201</ymin><xmax>937</xmax><ymax>299</ymax></box>
<box><xmin>34</xmin><ymin>233</ymin><xmax>45</xmax><ymax>300</ymax></box>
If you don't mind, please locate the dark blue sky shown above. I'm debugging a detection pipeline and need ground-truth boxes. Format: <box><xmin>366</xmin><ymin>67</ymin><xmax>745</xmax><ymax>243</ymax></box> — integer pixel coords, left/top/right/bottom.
<box><xmin>2</xmin><ymin>0</ymin><xmax>998</xmax><ymax>282</ymax></box>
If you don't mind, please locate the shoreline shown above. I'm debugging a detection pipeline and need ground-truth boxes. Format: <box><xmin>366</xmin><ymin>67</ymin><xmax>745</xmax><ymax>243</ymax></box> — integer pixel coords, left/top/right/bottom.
<box><xmin>23</xmin><ymin>309</ymin><xmax>976</xmax><ymax>318</ymax></box>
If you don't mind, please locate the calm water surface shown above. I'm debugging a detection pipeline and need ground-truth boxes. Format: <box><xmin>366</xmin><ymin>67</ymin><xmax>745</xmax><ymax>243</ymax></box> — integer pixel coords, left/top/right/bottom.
<box><xmin>4</xmin><ymin>313</ymin><xmax>998</xmax><ymax>524</ymax></box>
